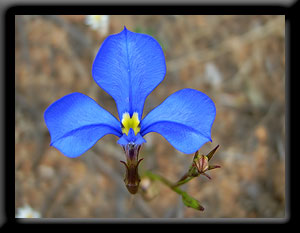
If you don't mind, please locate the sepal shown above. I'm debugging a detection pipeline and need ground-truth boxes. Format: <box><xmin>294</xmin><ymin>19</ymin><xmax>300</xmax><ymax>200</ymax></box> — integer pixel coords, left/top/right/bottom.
<box><xmin>120</xmin><ymin>142</ymin><xmax>144</xmax><ymax>194</ymax></box>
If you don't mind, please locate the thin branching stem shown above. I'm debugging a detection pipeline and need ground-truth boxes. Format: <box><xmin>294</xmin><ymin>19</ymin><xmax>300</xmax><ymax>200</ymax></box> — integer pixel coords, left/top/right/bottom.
<box><xmin>143</xmin><ymin>171</ymin><xmax>205</xmax><ymax>211</ymax></box>
<box><xmin>143</xmin><ymin>171</ymin><xmax>192</xmax><ymax>196</ymax></box>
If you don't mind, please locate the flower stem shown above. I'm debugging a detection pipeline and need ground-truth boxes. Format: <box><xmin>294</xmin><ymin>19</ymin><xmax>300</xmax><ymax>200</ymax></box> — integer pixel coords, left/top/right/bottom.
<box><xmin>142</xmin><ymin>171</ymin><xmax>204</xmax><ymax>211</ymax></box>
<box><xmin>143</xmin><ymin>171</ymin><xmax>185</xmax><ymax>195</ymax></box>
<box><xmin>172</xmin><ymin>176</ymin><xmax>195</xmax><ymax>188</ymax></box>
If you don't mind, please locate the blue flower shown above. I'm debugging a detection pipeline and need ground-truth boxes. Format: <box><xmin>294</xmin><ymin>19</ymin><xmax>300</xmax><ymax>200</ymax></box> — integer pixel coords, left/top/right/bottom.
<box><xmin>44</xmin><ymin>26</ymin><xmax>216</xmax><ymax>161</ymax></box>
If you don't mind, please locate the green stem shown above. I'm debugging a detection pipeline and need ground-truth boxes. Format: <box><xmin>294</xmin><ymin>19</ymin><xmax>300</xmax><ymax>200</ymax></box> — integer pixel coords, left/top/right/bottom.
<box><xmin>142</xmin><ymin>171</ymin><xmax>204</xmax><ymax>211</ymax></box>
<box><xmin>143</xmin><ymin>171</ymin><xmax>185</xmax><ymax>195</ymax></box>
<box><xmin>173</xmin><ymin>176</ymin><xmax>195</xmax><ymax>188</ymax></box>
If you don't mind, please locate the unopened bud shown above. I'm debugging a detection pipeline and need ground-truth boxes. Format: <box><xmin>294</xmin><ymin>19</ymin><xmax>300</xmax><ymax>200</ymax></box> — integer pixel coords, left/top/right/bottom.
<box><xmin>188</xmin><ymin>145</ymin><xmax>220</xmax><ymax>179</ymax></box>
<box><xmin>194</xmin><ymin>155</ymin><xmax>209</xmax><ymax>174</ymax></box>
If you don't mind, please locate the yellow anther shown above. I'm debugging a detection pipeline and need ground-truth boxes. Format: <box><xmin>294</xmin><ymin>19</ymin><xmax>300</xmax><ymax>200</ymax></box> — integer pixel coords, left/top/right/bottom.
<box><xmin>121</xmin><ymin>112</ymin><xmax>140</xmax><ymax>136</ymax></box>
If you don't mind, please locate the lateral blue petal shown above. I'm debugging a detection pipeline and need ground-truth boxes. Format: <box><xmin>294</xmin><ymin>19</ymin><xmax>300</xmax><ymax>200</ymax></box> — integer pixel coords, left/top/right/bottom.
<box><xmin>92</xmin><ymin>26</ymin><xmax>166</xmax><ymax>120</ymax></box>
<box><xmin>44</xmin><ymin>93</ymin><xmax>122</xmax><ymax>158</ymax></box>
<box><xmin>140</xmin><ymin>89</ymin><xmax>216</xmax><ymax>154</ymax></box>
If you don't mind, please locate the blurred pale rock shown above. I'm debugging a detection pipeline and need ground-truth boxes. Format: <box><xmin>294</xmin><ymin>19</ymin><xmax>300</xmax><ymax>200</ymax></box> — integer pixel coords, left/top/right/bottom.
<box><xmin>85</xmin><ymin>15</ymin><xmax>110</xmax><ymax>36</ymax></box>
<box><xmin>38</xmin><ymin>165</ymin><xmax>55</xmax><ymax>180</ymax></box>
<box><xmin>204</xmin><ymin>62</ymin><xmax>223</xmax><ymax>88</ymax></box>
<box><xmin>16</xmin><ymin>204</ymin><xmax>41</xmax><ymax>218</ymax></box>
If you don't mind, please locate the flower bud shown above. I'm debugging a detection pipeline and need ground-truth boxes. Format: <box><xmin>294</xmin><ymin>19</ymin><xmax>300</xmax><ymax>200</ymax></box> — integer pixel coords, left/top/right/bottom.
<box><xmin>187</xmin><ymin>145</ymin><xmax>220</xmax><ymax>180</ymax></box>
<box><xmin>194</xmin><ymin>155</ymin><xmax>209</xmax><ymax>174</ymax></box>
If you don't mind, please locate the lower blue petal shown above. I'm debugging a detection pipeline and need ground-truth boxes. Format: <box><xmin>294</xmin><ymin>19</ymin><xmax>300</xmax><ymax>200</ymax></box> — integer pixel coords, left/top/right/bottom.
<box><xmin>140</xmin><ymin>88</ymin><xmax>216</xmax><ymax>154</ymax></box>
<box><xmin>117</xmin><ymin>129</ymin><xmax>146</xmax><ymax>146</ymax></box>
<box><xmin>44</xmin><ymin>92</ymin><xmax>122</xmax><ymax>158</ymax></box>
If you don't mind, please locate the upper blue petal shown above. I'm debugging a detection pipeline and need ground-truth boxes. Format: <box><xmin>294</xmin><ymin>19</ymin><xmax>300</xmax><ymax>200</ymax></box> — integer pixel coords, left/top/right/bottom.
<box><xmin>92</xmin><ymin>26</ymin><xmax>166</xmax><ymax>120</ymax></box>
<box><xmin>140</xmin><ymin>88</ymin><xmax>216</xmax><ymax>154</ymax></box>
<box><xmin>44</xmin><ymin>92</ymin><xmax>122</xmax><ymax>158</ymax></box>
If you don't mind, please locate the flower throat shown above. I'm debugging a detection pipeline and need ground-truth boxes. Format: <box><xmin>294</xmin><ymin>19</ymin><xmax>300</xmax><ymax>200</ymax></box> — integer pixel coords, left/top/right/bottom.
<box><xmin>121</xmin><ymin>112</ymin><xmax>140</xmax><ymax>135</ymax></box>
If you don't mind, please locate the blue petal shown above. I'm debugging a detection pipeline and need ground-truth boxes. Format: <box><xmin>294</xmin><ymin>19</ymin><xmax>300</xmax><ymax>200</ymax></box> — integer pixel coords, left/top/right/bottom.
<box><xmin>44</xmin><ymin>93</ymin><xmax>122</xmax><ymax>158</ymax></box>
<box><xmin>140</xmin><ymin>88</ymin><xmax>216</xmax><ymax>154</ymax></box>
<box><xmin>92</xmin><ymin>26</ymin><xmax>166</xmax><ymax>120</ymax></box>
<box><xmin>117</xmin><ymin>128</ymin><xmax>146</xmax><ymax>146</ymax></box>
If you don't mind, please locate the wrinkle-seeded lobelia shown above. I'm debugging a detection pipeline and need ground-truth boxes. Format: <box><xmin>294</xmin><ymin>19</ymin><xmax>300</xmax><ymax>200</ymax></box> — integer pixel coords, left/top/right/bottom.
<box><xmin>44</xmin><ymin>27</ymin><xmax>216</xmax><ymax>194</ymax></box>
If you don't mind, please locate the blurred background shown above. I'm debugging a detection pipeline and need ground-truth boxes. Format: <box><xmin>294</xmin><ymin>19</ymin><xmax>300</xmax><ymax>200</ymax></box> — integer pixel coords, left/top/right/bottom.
<box><xmin>15</xmin><ymin>15</ymin><xmax>285</xmax><ymax>218</ymax></box>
